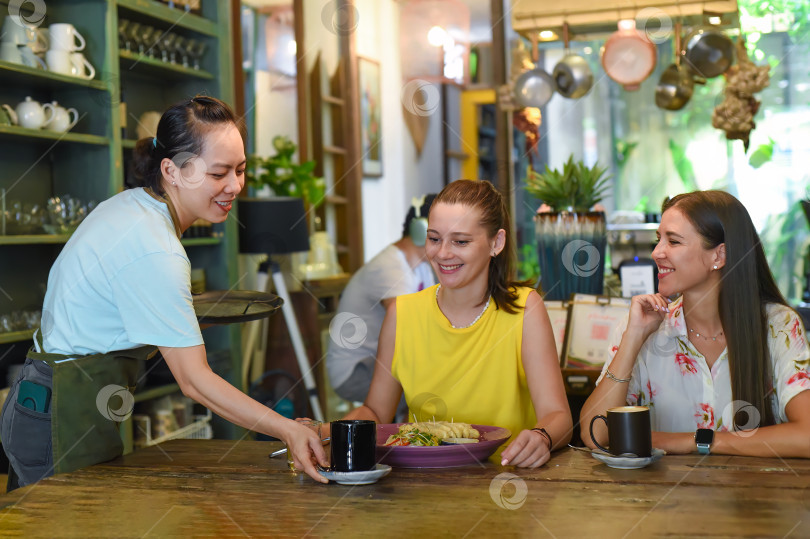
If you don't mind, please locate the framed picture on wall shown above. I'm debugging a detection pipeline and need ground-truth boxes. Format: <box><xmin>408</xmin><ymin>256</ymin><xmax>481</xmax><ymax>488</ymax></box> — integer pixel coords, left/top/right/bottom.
<box><xmin>358</xmin><ymin>56</ymin><xmax>382</xmax><ymax>177</ymax></box>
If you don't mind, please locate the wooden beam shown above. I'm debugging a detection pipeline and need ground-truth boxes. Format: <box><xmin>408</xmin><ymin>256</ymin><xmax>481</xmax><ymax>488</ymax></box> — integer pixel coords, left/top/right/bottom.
<box><xmin>339</xmin><ymin>0</ymin><xmax>364</xmax><ymax>271</ymax></box>
<box><xmin>294</xmin><ymin>0</ymin><xmax>308</xmax><ymax>161</ymax></box>
<box><xmin>490</xmin><ymin>0</ymin><xmax>511</xmax><ymax>198</ymax></box>
<box><xmin>230</xmin><ymin>0</ymin><xmax>245</xmax><ymax>118</ymax></box>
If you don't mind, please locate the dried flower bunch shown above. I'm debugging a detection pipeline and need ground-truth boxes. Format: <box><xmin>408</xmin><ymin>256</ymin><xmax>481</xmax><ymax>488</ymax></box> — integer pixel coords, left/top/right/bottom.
<box><xmin>712</xmin><ymin>37</ymin><xmax>770</xmax><ymax>151</ymax></box>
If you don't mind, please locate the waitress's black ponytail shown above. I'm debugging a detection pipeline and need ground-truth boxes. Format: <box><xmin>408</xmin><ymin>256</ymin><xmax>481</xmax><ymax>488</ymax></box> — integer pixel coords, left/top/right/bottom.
<box><xmin>129</xmin><ymin>96</ymin><xmax>245</xmax><ymax>194</ymax></box>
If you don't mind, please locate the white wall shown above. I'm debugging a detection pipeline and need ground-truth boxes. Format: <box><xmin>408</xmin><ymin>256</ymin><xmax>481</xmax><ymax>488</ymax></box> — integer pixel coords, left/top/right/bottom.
<box><xmin>253</xmin><ymin>1</ymin><xmax>445</xmax><ymax>261</ymax></box>
<box><xmin>254</xmin><ymin>71</ymin><xmax>298</xmax><ymax>157</ymax></box>
<box><xmin>247</xmin><ymin>2</ymin><xmax>299</xmax><ymax>157</ymax></box>
<box><xmin>355</xmin><ymin>0</ymin><xmax>445</xmax><ymax>261</ymax></box>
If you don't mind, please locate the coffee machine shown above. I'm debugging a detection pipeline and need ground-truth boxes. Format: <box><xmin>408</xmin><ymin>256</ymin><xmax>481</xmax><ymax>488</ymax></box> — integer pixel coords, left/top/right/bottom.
<box><xmin>606</xmin><ymin>212</ymin><xmax>659</xmax><ymax>297</ymax></box>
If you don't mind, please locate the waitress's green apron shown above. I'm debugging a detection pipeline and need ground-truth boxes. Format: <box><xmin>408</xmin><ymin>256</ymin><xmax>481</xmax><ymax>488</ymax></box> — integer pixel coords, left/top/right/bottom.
<box><xmin>1</xmin><ymin>333</ymin><xmax>157</xmax><ymax>486</ymax></box>
<box><xmin>32</xmin><ymin>342</ymin><xmax>158</xmax><ymax>475</ymax></box>
<box><xmin>2</xmin><ymin>189</ymin><xmax>180</xmax><ymax>486</ymax></box>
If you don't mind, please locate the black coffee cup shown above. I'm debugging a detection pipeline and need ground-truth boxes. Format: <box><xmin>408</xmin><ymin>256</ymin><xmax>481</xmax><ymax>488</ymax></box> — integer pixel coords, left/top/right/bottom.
<box><xmin>589</xmin><ymin>406</ymin><xmax>652</xmax><ymax>457</ymax></box>
<box><xmin>329</xmin><ymin>420</ymin><xmax>376</xmax><ymax>472</ymax></box>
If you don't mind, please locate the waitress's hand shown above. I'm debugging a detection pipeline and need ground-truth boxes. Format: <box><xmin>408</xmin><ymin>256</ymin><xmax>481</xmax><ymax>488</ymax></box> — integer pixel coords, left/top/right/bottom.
<box><xmin>281</xmin><ymin>420</ymin><xmax>330</xmax><ymax>484</ymax></box>
<box><xmin>295</xmin><ymin>417</ymin><xmax>331</xmax><ymax>440</ymax></box>
<box><xmin>627</xmin><ymin>293</ymin><xmax>670</xmax><ymax>340</ymax></box>
<box><xmin>500</xmin><ymin>429</ymin><xmax>551</xmax><ymax>468</ymax></box>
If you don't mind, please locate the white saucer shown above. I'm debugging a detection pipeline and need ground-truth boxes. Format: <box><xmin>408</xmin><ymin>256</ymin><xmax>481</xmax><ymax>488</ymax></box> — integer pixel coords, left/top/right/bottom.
<box><xmin>591</xmin><ymin>448</ymin><xmax>666</xmax><ymax>469</ymax></box>
<box><xmin>318</xmin><ymin>464</ymin><xmax>392</xmax><ymax>485</ymax></box>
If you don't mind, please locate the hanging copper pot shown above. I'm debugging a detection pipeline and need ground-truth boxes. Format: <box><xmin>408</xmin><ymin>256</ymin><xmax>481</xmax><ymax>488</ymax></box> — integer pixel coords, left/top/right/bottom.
<box><xmin>601</xmin><ymin>19</ymin><xmax>657</xmax><ymax>91</ymax></box>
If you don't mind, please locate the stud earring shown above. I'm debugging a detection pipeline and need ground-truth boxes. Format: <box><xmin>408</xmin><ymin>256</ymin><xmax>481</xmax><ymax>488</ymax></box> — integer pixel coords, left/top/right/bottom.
<box><xmin>713</xmin><ymin>265</ymin><xmax>718</xmax><ymax>270</ymax></box>
<box><xmin>172</xmin><ymin>181</ymin><xmax>177</xmax><ymax>186</ymax></box>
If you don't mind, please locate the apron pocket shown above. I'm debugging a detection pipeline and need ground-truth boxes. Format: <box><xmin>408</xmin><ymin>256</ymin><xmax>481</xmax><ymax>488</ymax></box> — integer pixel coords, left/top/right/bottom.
<box><xmin>9</xmin><ymin>402</ymin><xmax>52</xmax><ymax>467</ymax></box>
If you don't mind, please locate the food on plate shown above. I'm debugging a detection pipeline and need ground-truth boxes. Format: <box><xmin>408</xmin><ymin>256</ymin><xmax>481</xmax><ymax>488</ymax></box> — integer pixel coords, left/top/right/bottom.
<box><xmin>383</xmin><ymin>421</ymin><xmax>481</xmax><ymax>446</ymax></box>
<box><xmin>440</xmin><ymin>438</ymin><xmax>480</xmax><ymax>445</ymax></box>
<box><xmin>384</xmin><ymin>428</ymin><xmax>441</xmax><ymax>447</ymax></box>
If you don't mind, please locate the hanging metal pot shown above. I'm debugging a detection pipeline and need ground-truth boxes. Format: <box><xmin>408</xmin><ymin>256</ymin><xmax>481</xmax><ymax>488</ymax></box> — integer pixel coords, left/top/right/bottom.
<box><xmin>513</xmin><ymin>67</ymin><xmax>555</xmax><ymax>109</ymax></box>
<box><xmin>681</xmin><ymin>26</ymin><xmax>735</xmax><ymax>78</ymax></box>
<box><xmin>655</xmin><ymin>23</ymin><xmax>705</xmax><ymax>111</ymax></box>
<box><xmin>552</xmin><ymin>23</ymin><xmax>593</xmax><ymax>99</ymax></box>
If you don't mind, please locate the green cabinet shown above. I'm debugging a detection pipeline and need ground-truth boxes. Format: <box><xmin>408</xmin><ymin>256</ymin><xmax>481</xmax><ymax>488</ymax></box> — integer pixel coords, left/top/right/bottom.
<box><xmin>0</xmin><ymin>0</ymin><xmax>242</xmax><ymax>447</ymax></box>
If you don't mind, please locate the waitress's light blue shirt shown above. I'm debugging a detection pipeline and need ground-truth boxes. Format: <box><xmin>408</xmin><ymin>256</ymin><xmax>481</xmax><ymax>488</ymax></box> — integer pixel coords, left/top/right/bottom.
<box><xmin>42</xmin><ymin>188</ymin><xmax>203</xmax><ymax>356</ymax></box>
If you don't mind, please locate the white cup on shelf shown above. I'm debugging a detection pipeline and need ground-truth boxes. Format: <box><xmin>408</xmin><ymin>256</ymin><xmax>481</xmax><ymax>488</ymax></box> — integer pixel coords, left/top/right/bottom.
<box><xmin>48</xmin><ymin>23</ymin><xmax>86</xmax><ymax>52</ymax></box>
<box><xmin>70</xmin><ymin>52</ymin><xmax>95</xmax><ymax>79</ymax></box>
<box><xmin>19</xmin><ymin>46</ymin><xmax>47</xmax><ymax>69</ymax></box>
<box><xmin>46</xmin><ymin>49</ymin><xmax>73</xmax><ymax>75</ymax></box>
<box><xmin>0</xmin><ymin>42</ymin><xmax>24</xmax><ymax>65</ymax></box>
<box><xmin>2</xmin><ymin>17</ymin><xmax>34</xmax><ymax>46</ymax></box>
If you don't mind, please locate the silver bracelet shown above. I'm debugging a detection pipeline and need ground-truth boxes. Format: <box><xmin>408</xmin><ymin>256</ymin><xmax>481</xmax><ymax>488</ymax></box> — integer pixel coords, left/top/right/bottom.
<box><xmin>605</xmin><ymin>368</ymin><xmax>631</xmax><ymax>383</ymax></box>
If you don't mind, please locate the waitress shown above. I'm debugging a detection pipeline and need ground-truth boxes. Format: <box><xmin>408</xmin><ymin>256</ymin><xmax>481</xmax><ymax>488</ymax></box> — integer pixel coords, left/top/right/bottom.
<box><xmin>0</xmin><ymin>96</ymin><xmax>329</xmax><ymax>490</ymax></box>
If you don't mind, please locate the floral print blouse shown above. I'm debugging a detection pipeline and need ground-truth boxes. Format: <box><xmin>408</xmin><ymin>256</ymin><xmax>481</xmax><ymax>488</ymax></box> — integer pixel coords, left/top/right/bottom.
<box><xmin>598</xmin><ymin>296</ymin><xmax>810</xmax><ymax>432</ymax></box>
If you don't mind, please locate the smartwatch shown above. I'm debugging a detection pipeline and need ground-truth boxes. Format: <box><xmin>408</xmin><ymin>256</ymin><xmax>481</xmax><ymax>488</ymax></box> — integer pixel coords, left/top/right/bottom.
<box><xmin>694</xmin><ymin>428</ymin><xmax>714</xmax><ymax>455</ymax></box>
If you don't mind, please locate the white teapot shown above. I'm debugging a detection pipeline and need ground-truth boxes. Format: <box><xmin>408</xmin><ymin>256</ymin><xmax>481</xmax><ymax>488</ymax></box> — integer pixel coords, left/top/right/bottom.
<box><xmin>1</xmin><ymin>96</ymin><xmax>55</xmax><ymax>129</ymax></box>
<box><xmin>43</xmin><ymin>101</ymin><xmax>79</xmax><ymax>133</ymax></box>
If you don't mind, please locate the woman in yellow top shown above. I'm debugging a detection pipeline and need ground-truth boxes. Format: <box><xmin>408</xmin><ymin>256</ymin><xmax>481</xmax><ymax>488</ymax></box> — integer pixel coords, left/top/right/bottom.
<box><xmin>344</xmin><ymin>179</ymin><xmax>571</xmax><ymax>467</ymax></box>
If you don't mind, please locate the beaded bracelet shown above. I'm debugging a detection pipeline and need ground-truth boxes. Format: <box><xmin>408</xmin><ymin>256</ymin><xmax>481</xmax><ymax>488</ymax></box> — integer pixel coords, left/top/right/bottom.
<box><xmin>605</xmin><ymin>368</ymin><xmax>631</xmax><ymax>383</ymax></box>
<box><xmin>531</xmin><ymin>427</ymin><xmax>552</xmax><ymax>450</ymax></box>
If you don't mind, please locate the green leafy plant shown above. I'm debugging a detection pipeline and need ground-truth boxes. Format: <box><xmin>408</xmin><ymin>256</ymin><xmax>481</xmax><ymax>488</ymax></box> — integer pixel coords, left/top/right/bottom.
<box><xmin>524</xmin><ymin>155</ymin><xmax>611</xmax><ymax>212</ymax></box>
<box><xmin>748</xmin><ymin>137</ymin><xmax>776</xmax><ymax>168</ymax></box>
<box><xmin>517</xmin><ymin>243</ymin><xmax>540</xmax><ymax>284</ymax></box>
<box><xmin>246</xmin><ymin>136</ymin><xmax>325</xmax><ymax>208</ymax></box>
<box><xmin>668</xmin><ymin>139</ymin><xmax>699</xmax><ymax>192</ymax></box>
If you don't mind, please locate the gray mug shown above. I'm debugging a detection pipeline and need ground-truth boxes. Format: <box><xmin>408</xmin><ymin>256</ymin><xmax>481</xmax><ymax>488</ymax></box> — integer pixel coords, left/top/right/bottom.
<box><xmin>0</xmin><ymin>42</ymin><xmax>24</xmax><ymax>65</ymax></box>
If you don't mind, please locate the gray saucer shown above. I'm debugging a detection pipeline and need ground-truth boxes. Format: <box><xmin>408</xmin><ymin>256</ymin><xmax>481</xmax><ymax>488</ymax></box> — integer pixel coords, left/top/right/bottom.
<box><xmin>318</xmin><ymin>464</ymin><xmax>392</xmax><ymax>485</ymax></box>
<box><xmin>591</xmin><ymin>448</ymin><xmax>666</xmax><ymax>469</ymax></box>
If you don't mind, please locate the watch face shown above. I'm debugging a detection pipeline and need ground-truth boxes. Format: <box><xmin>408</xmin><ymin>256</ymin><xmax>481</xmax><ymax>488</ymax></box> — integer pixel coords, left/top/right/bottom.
<box><xmin>695</xmin><ymin>428</ymin><xmax>714</xmax><ymax>445</ymax></box>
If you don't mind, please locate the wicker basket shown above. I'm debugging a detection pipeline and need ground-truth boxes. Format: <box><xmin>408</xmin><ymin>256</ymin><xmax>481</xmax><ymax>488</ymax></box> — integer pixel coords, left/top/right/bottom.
<box><xmin>133</xmin><ymin>408</ymin><xmax>213</xmax><ymax>448</ymax></box>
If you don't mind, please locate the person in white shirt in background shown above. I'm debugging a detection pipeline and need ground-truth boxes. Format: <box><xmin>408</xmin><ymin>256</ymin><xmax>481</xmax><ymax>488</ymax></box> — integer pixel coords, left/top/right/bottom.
<box><xmin>327</xmin><ymin>195</ymin><xmax>437</xmax><ymax>418</ymax></box>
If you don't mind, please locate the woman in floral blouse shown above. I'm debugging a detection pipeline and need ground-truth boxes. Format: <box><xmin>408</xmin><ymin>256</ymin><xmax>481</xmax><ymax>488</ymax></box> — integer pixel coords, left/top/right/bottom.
<box><xmin>581</xmin><ymin>191</ymin><xmax>810</xmax><ymax>457</ymax></box>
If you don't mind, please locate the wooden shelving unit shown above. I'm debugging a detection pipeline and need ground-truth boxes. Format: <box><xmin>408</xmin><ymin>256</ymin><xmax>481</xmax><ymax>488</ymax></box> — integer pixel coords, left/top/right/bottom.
<box><xmin>0</xmin><ymin>235</ymin><xmax>72</xmax><ymax>245</ymax></box>
<box><xmin>119</xmin><ymin>50</ymin><xmax>215</xmax><ymax>80</ymax></box>
<box><xmin>116</xmin><ymin>0</ymin><xmax>218</xmax><ymax>35</ymax></box>
<box><xmin>0</xmin><ymin>0</ymin><xmax>241</xmax><ymax>452</ymax></box>
<box><xmin>0</xmin><ymin>329</ymin><xmax>35</xmax><ymax>345</ymax></box>
<box><xmin>309</xmin><ymin>53</ymin><xmax>364</xmax><ymax>273</ymax></box>
<box><xmin>0</xmin><ymin>61</ymin><xmax>108</xmax><ymax>91</ymax></box>
<box><xmin>0</xmin><ymin>125</ymin><xmax>109</xmax><ymax>146</ymax></box>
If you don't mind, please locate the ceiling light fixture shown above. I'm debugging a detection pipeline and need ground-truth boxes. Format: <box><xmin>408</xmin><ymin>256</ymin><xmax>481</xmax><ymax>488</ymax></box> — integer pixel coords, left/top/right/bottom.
<box><xmin>427</xmin><ymin>25</ymin><xmax>448</xmax><ymax>46</ymax></box>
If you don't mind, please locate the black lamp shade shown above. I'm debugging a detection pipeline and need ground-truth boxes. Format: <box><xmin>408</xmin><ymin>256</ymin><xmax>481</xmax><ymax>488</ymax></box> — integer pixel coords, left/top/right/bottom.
<box><xmin>238</xmin><ymin>198</ymin><xmax>310</xmax><ymax>255</ymax></box>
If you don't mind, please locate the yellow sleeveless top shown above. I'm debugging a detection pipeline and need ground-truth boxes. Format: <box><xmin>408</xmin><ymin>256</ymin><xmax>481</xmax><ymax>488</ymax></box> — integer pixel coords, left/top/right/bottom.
<box><xmin>392</xmin><ymin>285</ymin><xmax>536</xmax><ymax>443</ymax></box>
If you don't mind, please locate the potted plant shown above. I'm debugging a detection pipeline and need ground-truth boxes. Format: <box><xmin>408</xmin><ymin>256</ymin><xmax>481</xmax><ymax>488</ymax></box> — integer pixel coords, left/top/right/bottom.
<box><xmin>525</xmin><ymin>155</ymin><xmax>611</xmax><ymax>301</ymax></box>
<box><xmin>246</xmin><ymin>135</ymin><xmax>325</xmax><ymax>211</ymax></box>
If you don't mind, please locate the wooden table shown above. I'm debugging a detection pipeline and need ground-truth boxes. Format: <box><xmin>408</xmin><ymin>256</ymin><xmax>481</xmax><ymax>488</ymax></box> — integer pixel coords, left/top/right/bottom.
<box><xmin>1</xmin><ymin>440</ymin><xmax>808</xmax><ymax>537</ymax></box>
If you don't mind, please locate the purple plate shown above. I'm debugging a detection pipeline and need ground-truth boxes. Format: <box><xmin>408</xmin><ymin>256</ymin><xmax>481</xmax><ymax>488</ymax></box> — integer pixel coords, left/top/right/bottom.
<box><xmin>375</xmin><ymin>424</ymin><xmax>511</xmax><ymax>468</ymax></box>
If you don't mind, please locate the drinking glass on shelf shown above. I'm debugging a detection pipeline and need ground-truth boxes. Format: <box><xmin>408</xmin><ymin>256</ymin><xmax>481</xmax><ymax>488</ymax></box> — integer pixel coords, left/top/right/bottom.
<box><xmin>183</xmin><ymin>38</ymin><xmax>198</xmax><ymax>68</ymax></box>
<box><xmin>173</xmin><ymin>36</ymin><xmax>188</xmax><ymax>67</ymax></box>
<box><xmin>187</xmin><ymin>38</ymin><xmax>206</xmax><ymax>70</ymax></box>
<box><xmin>140</xmin><ymin>25</ymin><xmax>157</xmax><ymax>58</ymax></box>
<box><xmin>118</xmin><ymin>19</ymin><xmax>131</xmax><ymax>51</ymax></box>
<box><xmin>125</xmin><ymin>22</ymin><xmax>142</xmax><ymax>55</ymax></box>
<box><xmin>0</xmin><ymin>315</ymin><xmax>12</xmax><ymax>333</ymax></box>
<box><xmin>161</xmin><ymin>32</ymin><xmax>178</xmax><ymax>63</ymax></box>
